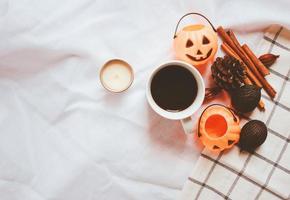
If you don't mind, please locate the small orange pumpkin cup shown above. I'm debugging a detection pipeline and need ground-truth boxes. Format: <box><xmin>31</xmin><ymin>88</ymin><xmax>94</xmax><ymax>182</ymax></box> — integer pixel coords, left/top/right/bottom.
<box><xmin>173</xmin><ymin>13</ymin><xmax>218</xmax><ymax>67</ymax></box>
<box><xmin>198</xmin><ymin>104</ymin><xmax>240</xmax><ymax>152</ymax></box>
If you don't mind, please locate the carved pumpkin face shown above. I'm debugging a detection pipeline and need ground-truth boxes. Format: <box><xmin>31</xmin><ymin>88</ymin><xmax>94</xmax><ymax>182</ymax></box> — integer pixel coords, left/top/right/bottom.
<box><xmin>198</xmin><ymin>105</ymin><xmax>240</xmax><ymax>152</ymax></box>
<box><xmin>174</xmin><ymin>25</ymin><xmax>218</xmax><ymax>66</ymax></box>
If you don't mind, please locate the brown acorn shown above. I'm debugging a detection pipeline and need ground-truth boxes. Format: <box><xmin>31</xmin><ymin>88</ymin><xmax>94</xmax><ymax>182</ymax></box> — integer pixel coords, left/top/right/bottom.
<box><xmin>230</xmin><ymin>85</ymin><xmax>261</xmax><ymax>113</ymax></box>
<box><xmin>259</xmin><ymin>54</ymin><xmax>279</xmax><ymax>68</ymax></box>
<box><xmin>238</xmin><ymin>120</ymin><xmax>268</xmax><ymax>152</ymax></box>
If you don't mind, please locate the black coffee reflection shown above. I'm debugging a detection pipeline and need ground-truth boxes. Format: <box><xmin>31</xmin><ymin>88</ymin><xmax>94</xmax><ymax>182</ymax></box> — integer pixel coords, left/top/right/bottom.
<box><xmin>151</xmin><ymin>65</ymin><xmax>198</xmax><ymax>112</ymax></box>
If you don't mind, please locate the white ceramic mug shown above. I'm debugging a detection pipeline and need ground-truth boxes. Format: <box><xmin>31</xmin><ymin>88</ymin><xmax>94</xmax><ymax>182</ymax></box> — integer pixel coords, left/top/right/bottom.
<box><xmin>146</xmin><ymin>60</ymin><xmax>205</xmax><ymax>134</ymax></box>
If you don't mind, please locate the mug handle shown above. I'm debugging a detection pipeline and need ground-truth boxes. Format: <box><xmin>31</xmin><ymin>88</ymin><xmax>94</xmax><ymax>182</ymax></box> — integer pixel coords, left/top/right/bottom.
<box><xmin>180</xmin><ymin>117</ymin><xmax>193</xmax><ymax>134</ymax></box>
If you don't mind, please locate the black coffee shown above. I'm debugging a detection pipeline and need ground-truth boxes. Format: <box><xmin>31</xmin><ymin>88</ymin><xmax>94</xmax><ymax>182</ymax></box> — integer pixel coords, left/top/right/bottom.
<box><xmin>151</xmin><ymin>65</ymin><xmax>198</xmax><ymax>112</ymax></box>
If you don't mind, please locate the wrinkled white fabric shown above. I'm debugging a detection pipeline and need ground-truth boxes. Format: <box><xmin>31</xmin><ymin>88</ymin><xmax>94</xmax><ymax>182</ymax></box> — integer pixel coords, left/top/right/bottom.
<box><xmin>1</xmin><ymin>0</ymin><xmax>290</xmax><ymax>199</ymax></box>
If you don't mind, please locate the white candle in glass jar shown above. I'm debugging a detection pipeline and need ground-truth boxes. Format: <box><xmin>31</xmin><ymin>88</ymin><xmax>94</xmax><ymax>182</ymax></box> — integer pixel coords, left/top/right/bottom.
<box><xmin>100</xmin><ymin>59</ymin><xmax>134</xmax><ymax>92</ymax></box>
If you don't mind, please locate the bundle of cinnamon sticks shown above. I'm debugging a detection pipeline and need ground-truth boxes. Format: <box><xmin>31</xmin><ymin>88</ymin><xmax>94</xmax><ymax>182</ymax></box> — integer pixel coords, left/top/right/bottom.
<box><xmin>217</xmin><ymin>26</ymin><xmax>277</xmax><ymax>110</ymax></box>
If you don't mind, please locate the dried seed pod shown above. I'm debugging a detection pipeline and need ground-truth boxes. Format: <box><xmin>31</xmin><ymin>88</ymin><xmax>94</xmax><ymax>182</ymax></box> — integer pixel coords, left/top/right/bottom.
<box><xmin>205</xmin><ymin>87</ymin><xmax>222</xmax><ymax>101</ymax></box>
<box><xmin>259</xmin><ymin>54</ymin><xmax>279</xmax><ymax>68</ymax></box>
<box><xmin>238</xmin><ymin>120</ymin><xmax>268</xmax><ymax>152</ymax></box>
<box><xmin>230</xmin><ymin>85</ymin><xmax>261</xmax><ymax>113</ymax></box>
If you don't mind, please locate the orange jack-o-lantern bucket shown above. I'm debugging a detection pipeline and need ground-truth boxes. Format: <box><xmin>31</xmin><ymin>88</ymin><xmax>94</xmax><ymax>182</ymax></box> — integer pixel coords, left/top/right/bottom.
<box><xmin>198</xmin><ymin>104</ymin><xmax>240</xmax><ymax>152</ymax></box>
<box><xmin>173</xmin><ymin>13</ymin><xmax>218</xmax><ymax>67</ymax></box>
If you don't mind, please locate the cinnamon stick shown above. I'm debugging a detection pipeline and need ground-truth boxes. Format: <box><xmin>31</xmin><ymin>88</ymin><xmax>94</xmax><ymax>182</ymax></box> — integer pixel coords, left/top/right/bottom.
<box><xmin>242</xmin><ymin>44</ymin><xmax>270</xmax><ymax>76</ymax></box>
<box><xmin>258</xmin><ymin>100</ymin><xmax>265</xmax><ymax>110</ymax></box>
<box><xmin>221</xmin><ymin>43</ymin><xmax>240</xmax><ymax>60</ymax></box>
<box><xmin>218</xmin><ymin>28</ymin><xmax>263</xmax><ymax>88</ymax></box>
<box><xmin>241</xmin><ymin>45</ymin><xmax>276</xmax><ymax>98</ymax></box>
<box><xmin>243</xmin><ymin>77</ymin><xmax>252</xmax><ymax>85</ymax></box>
<box><xmin>221</xmin><ymin>43</ymin><xmax>265</xmax><ymax>110</ymax></box>
<box><xmin>221</xmin><ymin>43</ymin><xmax>262</xmax><ymax>87</ymax></box>
<box><xmin>217</xmin><ymin>27</ymin><xmax>240</xmax><ymax>54</ymax></box>
<box><xmin>227</xmin><ymin>30</ymin><xmax>262</xmax><ymax>78</ymax></box>
<box><xmin>219</xmin><ymin>28</ymin><xmax>276</xmax><ymax>98</ymax></box>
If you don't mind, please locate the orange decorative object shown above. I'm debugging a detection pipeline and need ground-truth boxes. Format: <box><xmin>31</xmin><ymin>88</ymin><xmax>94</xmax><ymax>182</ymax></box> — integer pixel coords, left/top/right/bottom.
<box><xmin>173</xmin><ymin>13</ymin><xmax>218</xmax><ymax>66</ymax></box>
<box><xmin>198</xmin><ymin>104</ymin><xmax>240</xmax><ymax>152</ymax></box>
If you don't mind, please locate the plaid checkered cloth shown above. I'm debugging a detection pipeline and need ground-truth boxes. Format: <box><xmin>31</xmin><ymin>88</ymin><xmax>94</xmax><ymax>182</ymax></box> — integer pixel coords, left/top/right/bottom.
<box><xmin>179</xmin><ymin>25</ymin><xmax>290</xmax><ymax>200</ymax></box>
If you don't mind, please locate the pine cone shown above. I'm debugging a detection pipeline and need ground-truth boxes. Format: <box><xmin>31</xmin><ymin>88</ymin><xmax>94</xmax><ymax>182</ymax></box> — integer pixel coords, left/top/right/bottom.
<box><xmin>211</xmin><ymin>56</ymin><xmax>246</xmax><ymax>91</ymax></box>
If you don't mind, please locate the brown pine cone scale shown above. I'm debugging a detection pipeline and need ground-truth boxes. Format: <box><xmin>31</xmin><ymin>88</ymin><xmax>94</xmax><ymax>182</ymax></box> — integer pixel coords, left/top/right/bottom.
<box><xmin>211</xmin><ymin>56</ymin><xmax>246</xmax><ymax>91</ymax></box>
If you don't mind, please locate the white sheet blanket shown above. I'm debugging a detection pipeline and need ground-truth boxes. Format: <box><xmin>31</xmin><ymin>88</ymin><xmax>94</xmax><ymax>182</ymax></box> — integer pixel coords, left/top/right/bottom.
<box><xmin>1</xmin><ymin>1</ymin><xmax>290</xmax><ymax>199</ymax></box>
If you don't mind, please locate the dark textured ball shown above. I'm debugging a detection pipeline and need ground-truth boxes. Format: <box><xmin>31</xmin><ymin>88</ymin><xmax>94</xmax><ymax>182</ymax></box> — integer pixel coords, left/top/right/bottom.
<box><xmin>238</xmin><ymin>120</ymin><xmax>268</xmax><ymax>152</ymax></box>
<box><xmin>231</xmin><ymin>85</ymin><xmax>261</xmax><ymax>113</ymax></box>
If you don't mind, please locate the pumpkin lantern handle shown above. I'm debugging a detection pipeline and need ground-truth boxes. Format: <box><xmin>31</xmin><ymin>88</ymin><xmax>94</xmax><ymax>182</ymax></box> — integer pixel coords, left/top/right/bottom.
<box><xmin>173</xmin><ymin>12</ymin><xmax>217</xmax><ymax>39</ymax></box>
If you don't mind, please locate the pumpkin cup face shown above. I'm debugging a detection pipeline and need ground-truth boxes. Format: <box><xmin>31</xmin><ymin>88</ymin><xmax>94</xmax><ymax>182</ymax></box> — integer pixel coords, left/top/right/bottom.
<box><xmin>174</xmin><ymin>25</ymin><xmax>218</xmax><ymax>66</ymax></box>
<box><xmin>198</xmin><ymin>105</ymin><xmax>240</xmax><ymax>152</ymax></box>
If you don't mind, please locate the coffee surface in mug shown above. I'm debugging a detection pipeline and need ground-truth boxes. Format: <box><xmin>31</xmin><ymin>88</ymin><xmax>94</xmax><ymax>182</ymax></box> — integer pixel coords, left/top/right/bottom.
<box><xmin>151</xmin><ymin>65</ymin><xmax>198</xmax><ymax>112</ymax></box>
